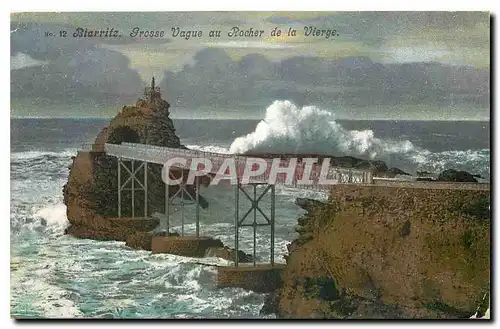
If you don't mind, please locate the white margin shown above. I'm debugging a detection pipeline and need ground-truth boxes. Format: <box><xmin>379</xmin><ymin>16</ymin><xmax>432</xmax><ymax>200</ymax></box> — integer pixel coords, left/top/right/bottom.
<box><xmin>2</xmin><ymin>1</ymin><xmax>497</xmax><ymax>328</ymax></box>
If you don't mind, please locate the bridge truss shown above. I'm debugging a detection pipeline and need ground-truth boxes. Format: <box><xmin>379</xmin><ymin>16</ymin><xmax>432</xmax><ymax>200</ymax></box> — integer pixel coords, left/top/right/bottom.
<box><xmin>104</xmin><ymin>142</ymin><xmax>373</xmax><ymax>266</ymax></box>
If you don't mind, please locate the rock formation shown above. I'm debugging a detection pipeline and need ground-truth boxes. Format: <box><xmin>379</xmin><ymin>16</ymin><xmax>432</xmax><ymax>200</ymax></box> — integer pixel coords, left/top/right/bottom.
<box><xmin>62</xmin><ymin>85</ymin><xmax>254</xmax><ymax>264</ymax></box>
<box><xmin>63</xmin><ymin>84</ymin><xmax>207</xmax><ymax>242</ymax></box>
<box><xmin>438</xmin><ymin>169</ymin><xmax>479</xmax><ymax>183</ymax></box>
<box><xmin>205</xmin><ymin>246</ymin><xmax>254</xmax><ymax>263</ymax></box>
<box><xmin>267</xmin><ymin>185</ymin><xmax>490</xmax><ymax>319</ymax></box>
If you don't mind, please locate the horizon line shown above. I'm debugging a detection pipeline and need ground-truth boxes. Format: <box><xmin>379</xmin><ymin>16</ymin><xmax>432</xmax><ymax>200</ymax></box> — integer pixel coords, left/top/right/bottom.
<box><xmin>10</xmin><ymin>116</ymin><xmax>491</xmax><ymax>122</ymax></box>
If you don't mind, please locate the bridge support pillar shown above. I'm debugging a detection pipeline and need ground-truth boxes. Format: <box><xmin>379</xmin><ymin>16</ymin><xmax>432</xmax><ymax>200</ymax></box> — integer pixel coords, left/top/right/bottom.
<box><xmin>216</xmin><ymin>264</ymin><xmax>285</xmax><ymax>293</ymax></box>
<box><xmin>195</xmin><ymin>176</ymin><xmax>200</xmax><ymax>237</ymax></box>
<box><xmin>162</xmin><ymin>170</ymin><xmax>202</xmax><ymax>236</ymax></box>
<box><xmin>117</xmin><ymin>158</ymin><xmax>148</xmax><ymax>218</ymax></box>
<box><xmin>234</xmin><ymin>182</ymin><xmax>276</xmax><ymax>267</ymax></box>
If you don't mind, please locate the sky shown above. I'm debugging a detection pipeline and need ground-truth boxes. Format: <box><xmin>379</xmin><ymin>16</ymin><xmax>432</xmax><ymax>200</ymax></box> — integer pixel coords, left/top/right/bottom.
<box><xmin>10</xmin><ymin>12</ymin><xmax>490</xmax><ymax>120</ymax></box>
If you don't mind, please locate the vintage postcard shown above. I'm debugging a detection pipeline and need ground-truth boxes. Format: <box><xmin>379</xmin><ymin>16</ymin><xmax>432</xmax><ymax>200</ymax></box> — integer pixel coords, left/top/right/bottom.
<box><xmin>10</xmin><ymin>12</ymin><xmax>490</xmax><ymax>319</ymax></box>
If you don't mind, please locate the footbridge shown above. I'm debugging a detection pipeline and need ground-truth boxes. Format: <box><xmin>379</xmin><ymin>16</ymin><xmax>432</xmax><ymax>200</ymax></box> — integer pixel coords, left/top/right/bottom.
<box><xmin>103</xmin><ymin>142</ymin><xmax>373</xmax><ymax>292</ymax></box>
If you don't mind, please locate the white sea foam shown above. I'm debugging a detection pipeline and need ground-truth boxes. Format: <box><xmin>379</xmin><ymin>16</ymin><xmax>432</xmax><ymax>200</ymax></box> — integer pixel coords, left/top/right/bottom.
<box><xmin>32</xmin><ymin>203</ymin><xmax>70</xmax><ymax>236</ymax></box>
<box><xmin>187</xmin><ymin>144</ymin><xmax>231</xmax><ymax>154</ymax></box>
<box><xmin>225</xmin><ymin>100</ymin><xmax>489</xmax><ymax>177</ymax></box>
<box><xmin>275</xmin><ymin>185</ymin><xmax>329</xmax><ymax>201</ymax></box>
<box><xmin>228</xmin><ymin>100</ymin><xmax>415</xmax><ymax>158</ymax></box>
<box><xmin>11</xmin><ymin>258</ymin><xmax>82</xmax><ymax>318</ymax></box>
<box><xmin>34</xmin><ymin>203</ymin><xmax>69</xmax><ymax>228</ymax></box>
<box><xmin>411</xmin><ymin>148</ymin><xmax>490</xmax><ymax>177</ymax></box>
<box><xmin>469</xmin><ymin>295</ymin><xmax>490</xmax><ymax>319</ymax></box>
<box><xmin>470</xmin><ymin>307</ymin><xmax>490</xmax><ymax>319</ymax></box>
<box><xmin>11</xmin><ymin>149</ymin><xmax>77</xmax><ymax>162</ymax></box>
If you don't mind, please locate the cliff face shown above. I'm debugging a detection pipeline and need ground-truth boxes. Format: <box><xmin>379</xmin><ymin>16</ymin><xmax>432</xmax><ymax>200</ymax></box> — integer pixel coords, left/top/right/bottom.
<box><xmin>63</xmin><ymin>94</ymin><xmax>184</xmax><ymax>240</ymax></box>
<box><xmin>277</xmin><ymin>185</ymin><xmax>490</xmax><ymax>319</ymax></box>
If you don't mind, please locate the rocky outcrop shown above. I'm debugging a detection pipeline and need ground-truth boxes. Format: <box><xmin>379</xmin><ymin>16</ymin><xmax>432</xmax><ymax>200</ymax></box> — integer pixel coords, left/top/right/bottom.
<box><xmin>64</xmin><ymin>217</ymin><xmax>159</xmax><ymax>242</ymax></box>
<box><xmin>63</xmin><ymin>90</ymin><xmax>208</xmax><ymax>242</ymax></box>
<box><xmin>295</xmin><ymin>198</ymin><xmax>325</xmax><ymax>214</ymax></box>
<box><xmin>204</xmin><ymin>246</ymin><xmax>254</xmax><ymax>263</ymax></box>
<box><xmin>269</xmin><ymin>185</ymin><xmax>490</xmax><ymax>319</ymax></box>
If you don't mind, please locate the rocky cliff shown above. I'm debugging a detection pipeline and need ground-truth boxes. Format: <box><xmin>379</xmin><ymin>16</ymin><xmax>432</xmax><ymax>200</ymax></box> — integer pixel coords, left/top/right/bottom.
<box><xmin>270</xmin><ymin>185</ymin><xmax>490</xmax><ymax>319</ymax></box>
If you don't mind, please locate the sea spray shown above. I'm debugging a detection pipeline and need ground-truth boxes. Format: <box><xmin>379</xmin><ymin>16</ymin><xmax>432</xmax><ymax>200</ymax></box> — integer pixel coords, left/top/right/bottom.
<box><xmin>227</xmin><ymin>100</ymin><xmax>490</xmax><ymax>178</ymax></box>
<box><xmin>229</xmin><ymin>100</ymin><xmax>418</xmax><ymax>157</ymax></box>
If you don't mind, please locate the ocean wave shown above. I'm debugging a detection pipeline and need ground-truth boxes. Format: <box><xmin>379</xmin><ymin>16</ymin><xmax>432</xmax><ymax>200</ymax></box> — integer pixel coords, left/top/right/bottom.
<box><xmin>10</xmin><ymin>254</ymin><xmax>82</xmax><ymax>318</ymax></box>
<box><xmin>411</xmin><ymin>148</ymin><xmax>490</xmax><ymax>178</ymax></box>
<box><xmin>11</xmin><ymin>199</ymin><xmax>69</xmax><ymax>237</ymax></box>
<box><xmin>228</xmin><ymin>100</ymin><xmax>414</xmax><ymax>157</ymax></box>
<box><xmin>10</xmin><ymin>149</ymin><xmax>74</xmax><ymax>183</ymax></box>
<box><xmin>226</xmin><ymin>100</ymin><xmax>490</xmax><ymax>178</ymax></box>
<box><xmin>11</xmin><ymin>149</ymin><xmax>77</xmax><ymax>162</ymax></box>
<box><xmin>33</xmin><ymin>203</ymin><xmax>70</xmax><ymax>235</ymax></box>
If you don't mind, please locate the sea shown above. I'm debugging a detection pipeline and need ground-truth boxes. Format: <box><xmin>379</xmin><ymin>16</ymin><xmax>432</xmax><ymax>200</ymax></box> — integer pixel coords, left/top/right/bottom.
<box><xmin>10</xmin><ymin>101</ymin><xmax>490</xmax><ymax>318</ymax></box>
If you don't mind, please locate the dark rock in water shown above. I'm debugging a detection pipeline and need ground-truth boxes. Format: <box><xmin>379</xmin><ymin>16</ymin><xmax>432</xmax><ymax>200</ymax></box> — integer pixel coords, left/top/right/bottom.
<box><xmin>243</xmin><ymin>153</ymin><xmax>392</xmax><ymax>176</ymax></box>
<box><xmin>386</xmin><ymin>167</ymin><xmax>411</xmax><ymax>177</ymax></box>
<box><xmin>354</xmin><ymin>160</ymin><xmax>388</xmax><ymax>175</ymax></box>
<box><xmin>295</xmin><ymin>198</ymin><xmax>326</xmax><ymax>213</ymax></box>
<box><xmin>204</xmin><ymin>246</ymin><xmax>253</xmax><ymax>263</ymax></box>
<box><xmin>473</xmin><ymin>174</ymin><xmax>485</xmax><ymax>179</ymax></box>
<box><xmin>330</xmin><ymin>156</ymin><xmax>366</xmax><ymax>168</ymax></box>
<box><xmin>437</xmin><ymin>169</ymin><xmax>478</xmax><ymax>183</ymax></box>
<box><xmin>260</xmin><ymin>291</ymin><xmax>281</xmax><ymax>316</ymax></box>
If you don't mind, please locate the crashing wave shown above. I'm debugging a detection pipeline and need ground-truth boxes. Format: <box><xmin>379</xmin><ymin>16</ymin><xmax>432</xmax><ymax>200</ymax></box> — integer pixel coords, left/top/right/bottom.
<box><xmin>11</xmin><ymin>149</ymin><xmax>77</xmax><ymax>162</ymax></box>
<box><xmin>227</xmin><ymin>100</ymin><xmax>490</xmax><ymax>178</ymax></box>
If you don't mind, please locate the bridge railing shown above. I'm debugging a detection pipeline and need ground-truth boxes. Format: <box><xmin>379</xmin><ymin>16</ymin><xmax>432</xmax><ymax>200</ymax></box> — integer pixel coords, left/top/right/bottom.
<box><xmin>104</xmin><ymin>143</ymin><xmax>373</xmax><ymax>187</ymax></box>
<box><xmin>80</xmin><ymin>143</ymin><xmax>106</xmax><ymax>152</ymax></box>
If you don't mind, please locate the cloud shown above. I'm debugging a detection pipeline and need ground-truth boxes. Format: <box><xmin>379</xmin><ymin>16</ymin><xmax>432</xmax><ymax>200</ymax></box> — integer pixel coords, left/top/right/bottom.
<box><xmin>159</xmin><ymin>48</ymin><xmax>489</xmax><ymax>118</ymax></box>
<box><xmin>9</xmin><ymin>12</ymin><xmax>490</xmax><ymax>119</ymax></box>
<box><xmin>11</xmin><ymin>45</ymin><xmax>144</xmax><ymax>107</ymax></box>
<box><xmin>266</xmin><ymin>12</ymin><xmax>490</xmax><ymax>67</ymax></box>
<box><xmin>10</xmin><ymin>53</ymin><xmax>48</xmax><ymax>70</ymax></box>
<box><xmin>10</xmin><ymin>19</ymin><xmax>150</xmax><ymax>112</ymax></box>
